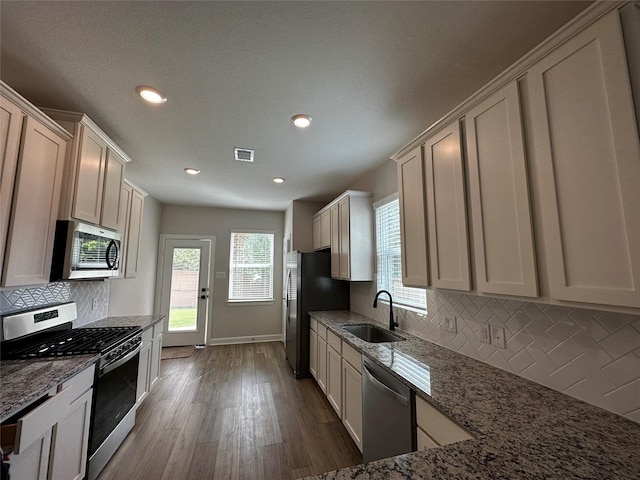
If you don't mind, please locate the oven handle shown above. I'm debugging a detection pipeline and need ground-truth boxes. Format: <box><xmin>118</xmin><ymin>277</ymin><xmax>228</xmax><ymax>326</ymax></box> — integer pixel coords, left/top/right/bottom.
<box><xmin>100</xmin><ymin>342</ymin><xmax>142</xmax><ymax>377</ymax></box>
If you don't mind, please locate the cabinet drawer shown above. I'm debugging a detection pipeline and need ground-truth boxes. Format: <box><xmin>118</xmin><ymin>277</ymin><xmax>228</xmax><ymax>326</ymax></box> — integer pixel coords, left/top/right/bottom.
<box><xmin>416</xmin><ymin>426</ymin><xmax>439</xmax><ymax>450</ymax></box>
<box><xmin>327</xmin><ymin>330</ymin><xmax>341</xmax><ymax>352</ymax></box>
<box><xmin>317</xmin><ymin>323</ymin><xmax>327</xmax><ymax>341</ymax></box>
<box><xmin>342</xmin><ymin>342</ymin><xmax>361</xmax><ymax>373</ymax></box>
<box><xmin>60</xmin><ymin>364</ymin><xmax>95</xmax><ymax>402</ymax></box>
<box><xmin>310</xmin><ymin>318</ymin><xmax>318</xmax><ymax>333</ymax></box>
<box><xmin>415</xmin><ymin>396</ymin><xmax>471</xmax><ymax>446</ymax></box>
<box><xmin>141</xmin><ymin>327</ymin><xmax>153</xmax><ymax>344</ymax></box>
<box><xmin>152</xmin><ymin>321</ymin><xmax>163</xmax><ymax>338</ymax></box>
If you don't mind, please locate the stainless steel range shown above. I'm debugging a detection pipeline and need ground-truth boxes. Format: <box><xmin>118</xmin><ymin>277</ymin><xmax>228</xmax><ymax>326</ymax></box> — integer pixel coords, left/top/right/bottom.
<box><xmin>1</xmin><ymin>302</ymin><xmax>141</xmax><ymax>480</ymax></box>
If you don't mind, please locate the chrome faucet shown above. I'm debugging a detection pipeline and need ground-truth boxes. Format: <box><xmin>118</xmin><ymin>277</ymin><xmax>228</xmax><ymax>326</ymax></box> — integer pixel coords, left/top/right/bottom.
<box><xmin>373</xmin><ymin>290</ymin><xmax>398</xmax><ymax>331</ymax></box>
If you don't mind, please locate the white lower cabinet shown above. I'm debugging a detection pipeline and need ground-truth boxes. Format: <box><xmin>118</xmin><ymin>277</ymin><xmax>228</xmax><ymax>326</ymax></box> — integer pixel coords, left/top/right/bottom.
<box><xmin>4</xmin><ymin>364</ymin><xmax>95</xmax><ymax>480</ymax></box>
<box><xmin>317</xmin><ymin>325</ymin><xmax>328</xmax><ymax>394</ymax></box>
<box><xmin>341</xmin><ymin>342</ymin><xmax>362</xmax><ymax>452</ymax></box>
<box><xmin>326</xmin><ymin>332</ymin><xmax>342</xmax><ymax>417</ymax></box>
<box><xmin>149</xmin><ymin>322</ymin><xmax>163</xmax><ymax>389</ymax></box>
<box><xmin>309</xmin><ymin>322</ymin><xmax>318</xmax><ymax>380</ymax></box>
<box><xmin>49</xmin><ymin>388</ymin><xmax>93</xmax><ymax>480</ymax></box>
<box><xmin>136</xmin><ymin>321</ymin><xmax>164</xmax><ymax>406</ymax></box>
<box><xmin>415</xmin><ymin>395</ymin><xmax>471</xmax><ymax>450</ymax></box>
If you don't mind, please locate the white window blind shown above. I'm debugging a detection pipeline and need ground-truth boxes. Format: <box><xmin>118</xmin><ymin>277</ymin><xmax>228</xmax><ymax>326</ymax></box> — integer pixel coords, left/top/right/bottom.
<box><xmin>228</xmin><ymin>231</ymin><xmax>274</xmax><ymax>301</ymax></box>
<box><xmin>375</xmin><ymin>198</ymin><xmax>427</xmax><ymax>311</ymax></box>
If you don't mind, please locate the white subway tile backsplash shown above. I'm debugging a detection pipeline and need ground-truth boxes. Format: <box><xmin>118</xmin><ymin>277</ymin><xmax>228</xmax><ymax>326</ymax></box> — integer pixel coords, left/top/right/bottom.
<box><xmin>602</xmin><ymin>352</ymin><xmax>640</xmax><ymax>387</ymax></box>
<box><xmin>352</xmin><ymin>287</ymin><xmax>640</xmax><ymax>423</ymax></box>
<box><xmin>600</xmin><ymin>326</ymin><xmax>640</xmax><ymax>360</ymax></box>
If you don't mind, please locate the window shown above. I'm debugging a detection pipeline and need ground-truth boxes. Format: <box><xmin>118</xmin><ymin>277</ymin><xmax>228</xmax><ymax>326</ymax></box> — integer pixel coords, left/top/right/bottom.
<box><xmin>228</xmin><ymin>231</ymin><xmax>275</xmax><ymax>302</ymax></box>
<box><xmin>375</xmin><ymin>197</ymin><xmax>427</xmax><ymax>311</ymax></box>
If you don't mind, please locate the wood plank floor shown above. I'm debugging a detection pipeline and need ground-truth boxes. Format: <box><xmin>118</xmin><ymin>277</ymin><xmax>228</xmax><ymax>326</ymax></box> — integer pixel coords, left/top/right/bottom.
<box><xmin>98</xmin><ymin>342</ymin><xmax>362</xmax><ymax>480</ymax></box>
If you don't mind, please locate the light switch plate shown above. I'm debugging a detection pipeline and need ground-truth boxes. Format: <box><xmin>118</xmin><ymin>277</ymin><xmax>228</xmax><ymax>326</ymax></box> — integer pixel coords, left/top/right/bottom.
<box><xmin>479</xmin><ymin>323</ymin><xmax>491</xmax><ymax>344</ymax></box>
<box><xmin>490</xmin><ymin>325</ymin><xmax>506</xmax><ymax>349</ymax></box>
<box><xmin>215</xmin><ymin>271</ymin><xmax>226</xmax><ymax>279</ymax></box>
<box><xmin>442</xmin><ymin>315</ymin><xmax>457</xmax><ymax>333</ymax></box>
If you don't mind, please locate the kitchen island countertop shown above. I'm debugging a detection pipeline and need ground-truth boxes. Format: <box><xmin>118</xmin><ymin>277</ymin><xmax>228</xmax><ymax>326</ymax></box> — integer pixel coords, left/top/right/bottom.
<box><xmin>306</xmin><ymin>310</ymin><xmax>640</xmax><ymax>480</ymax></box>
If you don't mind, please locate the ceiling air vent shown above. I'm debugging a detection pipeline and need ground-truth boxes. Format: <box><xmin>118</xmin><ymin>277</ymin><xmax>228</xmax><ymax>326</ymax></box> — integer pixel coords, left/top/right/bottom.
<box><xmin>234</xmin><ymin>148</ymin><xmax>254</xmax><ymax>163</ymax></box>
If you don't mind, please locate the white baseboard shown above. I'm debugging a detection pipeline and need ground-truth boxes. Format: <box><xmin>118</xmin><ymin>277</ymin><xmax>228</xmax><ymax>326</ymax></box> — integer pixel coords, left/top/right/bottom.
<box><xmin>208</xmin><ymin>334</ymin><xmax>282</xmax><ymax>346</ymax></box>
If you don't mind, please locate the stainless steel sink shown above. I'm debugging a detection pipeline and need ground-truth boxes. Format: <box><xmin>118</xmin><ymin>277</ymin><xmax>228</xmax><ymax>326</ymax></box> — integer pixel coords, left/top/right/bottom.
<box><xmin>342</xmin><ymin>324</ymin><xmax>405</xmax><ymax>343</ymax></box>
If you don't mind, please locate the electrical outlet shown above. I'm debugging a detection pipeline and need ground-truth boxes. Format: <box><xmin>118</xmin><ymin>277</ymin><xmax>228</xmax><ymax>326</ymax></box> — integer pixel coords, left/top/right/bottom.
<box><xmin>92</xmin><ymin>298</ymin><xmax>98</xmax><ymax>310</ymax></box>
<box><xmin>490</xmin><ymin>325</ymin><xmax>506</xmax><ymax>349</ymax></box>
<box><xmin>442</xmin><ymin>315</ymin><xmax>457</xmax><ymax>333</ymax></box>
<box><xmin>479</xmin><ymin>323</ymin><xmax>491</xmax><ymax>344</ymax></box>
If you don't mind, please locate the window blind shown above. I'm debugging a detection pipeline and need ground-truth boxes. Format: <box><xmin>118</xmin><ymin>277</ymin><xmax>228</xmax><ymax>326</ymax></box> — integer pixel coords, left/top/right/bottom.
<box><xmin>228</xmin><ymin>232</ymin><xmax>275</xmax><ymax>301</ymax></box>
<box><xmin>375</xmin><ymin>199</ymin><xmax>427</xmax><ymax>310</ymax></box>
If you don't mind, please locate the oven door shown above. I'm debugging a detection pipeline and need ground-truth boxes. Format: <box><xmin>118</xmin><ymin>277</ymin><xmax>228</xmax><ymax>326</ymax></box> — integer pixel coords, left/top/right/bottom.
<box><xmin>89</xmin><ymin>346</ymin><xmax>140</xmax><ymax>456</ymax></box>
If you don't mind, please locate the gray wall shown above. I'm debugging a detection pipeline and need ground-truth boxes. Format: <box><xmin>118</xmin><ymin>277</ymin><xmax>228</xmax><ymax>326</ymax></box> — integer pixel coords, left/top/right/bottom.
<box><xmin>159</xmin><ymin>204</ymin><xmax>284</xmax><ymax>343</ymax></box>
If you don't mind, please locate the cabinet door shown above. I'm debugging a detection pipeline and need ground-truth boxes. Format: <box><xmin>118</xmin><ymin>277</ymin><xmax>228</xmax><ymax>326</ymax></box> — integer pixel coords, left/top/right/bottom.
<box><xmin>338</xmin><ymin>196</ymin><xmax>350</xmax><ymax>280</ymax></box>
<box><xmin>136</xmin><ymin>333</ymin><xmax>152</xmax><ymax>406</ymax></box>
<box><xmin>7</xmin><ymin>431</ymin><xmax>51</xmax><ymax>480</ymax></box>
<box><xmin>397</xmin><ymin>145</ymin><xmax>429</xmax><ymax>287</ymax></box>
<box><xmin>342</xmin><ymin>359</ymin><xmax>362</xmax><ymax>452</ymax></box>
<box><xmin>317</xmin><ymin>336</ymin><xmax>327</xmax><ymax>394</ymax></box>
<box><xmin>116</xmin><ymin>183</ymin><xmax>133</xmax><ymax>277</ymax></box>
<box><xmin>424</xmin><ymin>121</ymin><xmax>471</xmax><ymax>290</ymax></box>
<box><xmin>2</xmin><ymin>117</ymin><xmax>67</xmax><ymax>286</ymax></box>
<box><xmin>0</xmin><ymin>97</ymin><xmax>24</xmax><ymax>278</ymax></box>
<box><xmin>320</xmin><ymin>209</ymin><xmax>331</xmax><ymax>248</ymax></box>
<box><xmin>149</xmin><ymin>333</ymin><xmax>163</xmax><ymax>389</ymax></box>
<box><xmin>309</xmin><ymin>328</ymin><xmax>318</xmax><ymax>380</ymax></box>
<box><xmin>465</xmin><ymin>81</ymin><xmax>538</xmax><ymax>297</ymax></box>
<box><xmin>125</xmin><ymin>188</ymin><xmax>144</xmax><ymax>278</ymax></box>
<box><xmin>312</xmin><ymin>215</ymin><xmax>321</xmax><ymax>250</ymax></box>
<box><xmin>326</xmin><ymin>345</ymin><xmax>342</xmax><ymax>417</ymax></box>
<box><xmin>72</xmin><ymin>126</ymin><xmax>107</xmax><ymax>224</ymax></box>
<box><xmin>528</xmin><ymin>11</ymin><xmax>640</xmax><ymax>308</ymax></box>
<box><xmin>100</xmin><ymin>149</ymin><xmax>125</xmax><ymax>231</ymax></box>
<box><xmin>330</xmin><ymin>203</ymin><xmax>340</xmax><ymax>278</ymax></box>
<box><xmin>416</xmin><ymin>426</ymin><xmax>439</xmax><ymax>451</ymax></box>
<box><xmin>49</xmin><ymin>388</ymin><xmax>92</xmax><ymax>480</ymax></box>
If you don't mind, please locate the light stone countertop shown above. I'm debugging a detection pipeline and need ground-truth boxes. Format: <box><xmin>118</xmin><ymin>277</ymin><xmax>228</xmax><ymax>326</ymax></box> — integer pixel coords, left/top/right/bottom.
<box><xmin>0</xmin><ymin>314</ymin><xmax>164</xmax><ymax>422</ymax></box>
<box><xmin>306</xmin><ymin>310</ymin><xmax>640</xmax><ymax>480</ymax></box>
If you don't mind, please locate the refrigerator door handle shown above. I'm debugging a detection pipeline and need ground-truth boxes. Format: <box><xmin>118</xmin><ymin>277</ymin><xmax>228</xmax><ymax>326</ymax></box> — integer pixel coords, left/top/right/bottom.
<box><xmin>286</xmin><ymin>270</ymin><xmax>291</xmax><ymax>307</ymax></box>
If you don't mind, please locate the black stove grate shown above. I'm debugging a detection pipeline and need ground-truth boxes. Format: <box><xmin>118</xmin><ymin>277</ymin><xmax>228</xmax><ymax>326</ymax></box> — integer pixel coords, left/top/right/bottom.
<box><xmin>1</xmin><ymin>326</ymin><xmax>140</xmax><ymax>359</ymax></box>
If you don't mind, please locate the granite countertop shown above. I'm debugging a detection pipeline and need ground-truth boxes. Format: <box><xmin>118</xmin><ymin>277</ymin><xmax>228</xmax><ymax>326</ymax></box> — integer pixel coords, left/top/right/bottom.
<box><xmin>307</xmin><ymin>310</ymin><xmax>640</xmax><ymax>480</ymax></box>
<box><xmin>85</xmin><ymin>314</ymin><xmax>164</xmax><ymax>331</ymax></box>
<box><xmin>0</xmin><ymin>314</ymin><xmax>164</xmax><ymax>423</ymax></box>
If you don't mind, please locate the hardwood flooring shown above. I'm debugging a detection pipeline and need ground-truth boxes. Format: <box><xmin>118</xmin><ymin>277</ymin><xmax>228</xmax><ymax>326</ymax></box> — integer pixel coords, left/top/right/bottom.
<box><xmin>98</xmin><ymin>342</ymin><xmax>362</xmax><ymax>480</ymax></box>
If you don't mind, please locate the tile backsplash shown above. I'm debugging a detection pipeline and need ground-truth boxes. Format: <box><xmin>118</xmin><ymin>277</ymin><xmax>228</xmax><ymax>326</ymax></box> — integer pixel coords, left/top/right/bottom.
<box><xmin>352</xmin><ymin>289</ymin><xmax>640</xmax><ymax>424</ymax></box>
<box><xmin>0</xmin><ymin>280</ymin><xmax>109</xmax><ymax>326</ymax></box>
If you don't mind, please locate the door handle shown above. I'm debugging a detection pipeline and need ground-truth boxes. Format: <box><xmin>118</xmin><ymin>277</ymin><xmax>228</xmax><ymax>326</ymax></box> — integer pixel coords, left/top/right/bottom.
<box><xmin>200</xmin><ymin>295</ymin><xmax>208</xmax><ymax>299</ymax></box>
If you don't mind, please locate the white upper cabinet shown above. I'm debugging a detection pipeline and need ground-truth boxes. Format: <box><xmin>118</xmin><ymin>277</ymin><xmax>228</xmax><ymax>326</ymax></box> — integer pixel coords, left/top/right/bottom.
<box><xmin>526</xmin><ymin>10</ymin><xmax>640</xmax><ymax>308</ymax></box>
<box><xmin>423</xmin><ymin>121</ymin><xmax>471</xmax><ymax>291</ymax></box>
<box><xmin>41</xmin><ymin>109</ymin><xmax>130</xmax><ymax>231</ymax></box>
<box><xmin>465</xmin><ymin>81</ymin><xmax>538</xmax><ymax>297</ymax></box>
<box><xmin>396</xmin><ymin>146</ymin><xmax>429</xmax><ymax>288</ymax></box>
<box><xmin>1</xmin><ymin>84</ymin><xmax>71</xmax><ymax>287</ymax></box>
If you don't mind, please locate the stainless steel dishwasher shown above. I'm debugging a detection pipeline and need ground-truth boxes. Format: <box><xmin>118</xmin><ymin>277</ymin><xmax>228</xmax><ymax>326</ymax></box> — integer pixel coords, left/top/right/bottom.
<box><xmin>362</xmin><ymin>357</ymin><xmax>415</xmax><ymax>463</ymax></box>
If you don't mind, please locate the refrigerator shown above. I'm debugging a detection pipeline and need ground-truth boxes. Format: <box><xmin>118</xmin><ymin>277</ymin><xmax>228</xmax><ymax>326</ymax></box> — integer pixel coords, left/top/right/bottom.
<box><xmin>285</xmin><ymin>251</ymin><xmax>350</xmax><ymax>378</ymax></box>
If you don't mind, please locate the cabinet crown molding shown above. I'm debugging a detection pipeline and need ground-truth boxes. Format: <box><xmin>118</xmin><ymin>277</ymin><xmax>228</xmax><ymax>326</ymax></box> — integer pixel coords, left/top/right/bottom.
<box><xmin>391</xmin><ymin>0</ymin><xmax>627</xmax><ymax>161</ymax></box>
<box><xmin>314</xmin><ymin>190</ymin><xmax>373</xmax><ymax>216</ymax></box>
<box><xmin>1</xmin><ymin>81</ymin><xmax>72</xmax><ymax>141</ymax></box>
<box><xmin>39</xmin><ymin>107</ymin><xmax>133</xmax><ymax>164</ymax></box>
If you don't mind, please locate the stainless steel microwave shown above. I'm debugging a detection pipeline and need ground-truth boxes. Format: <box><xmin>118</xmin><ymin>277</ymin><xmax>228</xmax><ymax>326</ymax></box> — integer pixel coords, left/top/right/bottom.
<box><xmin>50</xmin><ymin>220</ymin><xmax>122</xmax><ymax>280</ymax></box>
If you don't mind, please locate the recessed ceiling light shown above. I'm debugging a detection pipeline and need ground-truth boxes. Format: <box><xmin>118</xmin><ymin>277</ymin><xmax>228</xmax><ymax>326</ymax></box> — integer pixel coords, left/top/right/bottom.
<box><xmin>291</xmin><ymin>114</ymin><xmax>312</xmax><ymax>128</ymax></box>
<box><xmin>136</xmin><ymin>85</ymin><xmax>167</xmax><ymax>104</ymax></box>
<box><xmin>184</xmin><ymin>167</ymin><xmax>200</xmax><ymax>175</ymax></box>
<box><xmin>273</xmin><ymin>177</ymin><xmax>285</xmax><ymax>184</ymax></box>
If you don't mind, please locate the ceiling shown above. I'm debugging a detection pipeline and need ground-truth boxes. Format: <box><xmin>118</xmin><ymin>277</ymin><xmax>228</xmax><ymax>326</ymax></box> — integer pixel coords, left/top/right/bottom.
<box><xmin>1</xmin><ymin>1</ymin><xmax>591</xmax><ymax>211</ymax></box>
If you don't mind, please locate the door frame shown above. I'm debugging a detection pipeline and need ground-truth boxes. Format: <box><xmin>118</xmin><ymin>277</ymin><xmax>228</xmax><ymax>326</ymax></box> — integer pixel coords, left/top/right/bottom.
<box><xmin>154</xmin><ymin>234</ymin><xmax>216</xmax><ymax>346</ymax></box>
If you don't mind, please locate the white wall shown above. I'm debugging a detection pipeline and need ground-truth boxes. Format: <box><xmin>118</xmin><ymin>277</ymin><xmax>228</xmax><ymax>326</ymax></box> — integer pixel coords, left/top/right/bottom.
<box><xmin>160</xmin><ymin>204</ymin><xmax>284</xmax><ymax>343</ymax></box>
<box><xmin>348</xmin><ymin>158</ymin><xmax>640</xmax><ymax>424</ymax></box>
<box><xmin>108</xmin><ymin>195</ymin><xmax>161</xmax><ymax>316</ymax></box>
